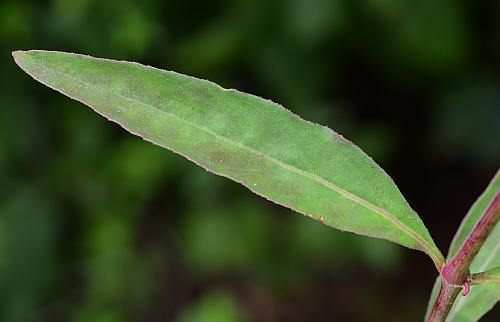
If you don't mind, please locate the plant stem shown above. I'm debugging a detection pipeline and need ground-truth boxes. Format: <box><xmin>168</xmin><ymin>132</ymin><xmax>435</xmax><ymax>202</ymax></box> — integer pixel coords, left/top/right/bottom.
<box><xmin>427</xmin><ymin>191</ymin><xmax>500</xmax><ymax>322</ymax></box>
<box><xmin>442</xmin><ymin>192</ymin><xmax>500</xmax><ymax>285</ymax></box>
<box><xmin>427</xmin><ymin>282</ymin><xmax>461</xmax><ymax>322</ymax></box>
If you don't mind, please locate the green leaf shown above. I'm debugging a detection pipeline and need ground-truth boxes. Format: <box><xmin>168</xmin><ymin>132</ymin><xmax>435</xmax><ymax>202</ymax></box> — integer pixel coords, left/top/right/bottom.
<box><xmin>12</xmin><ymin>50</ymin><xmax>443</xmax><ymax>267</ymax></box>
<box><xmin>446</xmin><ymin>289</ymin><xmax>497</xmax><ymax>322</ymax></box>
<box><xmin>471</xmin><ymin>267</ymin><xmax>500</xmax><ymax>301</ymax></box>
<box><xmin>426</xmin><ymin>170</ymin><xmax>500</xmax><ymax>322</ymax></box>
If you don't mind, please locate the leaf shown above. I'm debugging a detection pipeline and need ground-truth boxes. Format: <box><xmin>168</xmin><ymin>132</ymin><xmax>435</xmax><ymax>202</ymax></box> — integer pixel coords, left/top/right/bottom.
<box><xmin>482</xmin><ymin>283</ymin><xmax>500</xmax><ymax>302</ymax></box>
<box><xmin>445</xmin><ymin>289</ymin><xmax>497</xmax><ymax>322</ymax></box>
<box><xmin>426</xmin><ymin>170</ymin><xmax>500</xmax><ymax>322</ymax></box>
<box><xmin>471</xmin><ymin>267</ymin><xmax>500</xmax><ymax>301</ymax></box>
<box><xmin>12</xmin><ymin>50</ymin><xmax>444</xmax><ymax>267</ymax></box>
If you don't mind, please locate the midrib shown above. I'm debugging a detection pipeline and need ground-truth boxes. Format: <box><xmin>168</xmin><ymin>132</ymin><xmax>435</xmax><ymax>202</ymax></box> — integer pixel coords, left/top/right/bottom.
<box><xmin>37</xmin><ymin>59</ymin><xmax>438</xmax><ymax>261</ymax></box>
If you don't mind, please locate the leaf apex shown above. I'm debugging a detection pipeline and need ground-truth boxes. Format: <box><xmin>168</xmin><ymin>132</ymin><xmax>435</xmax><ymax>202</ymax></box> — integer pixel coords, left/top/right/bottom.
<box><xmin>12</xmin><ymin>49</ymin><xmax>34</xmax><ymax>67</ymax></box>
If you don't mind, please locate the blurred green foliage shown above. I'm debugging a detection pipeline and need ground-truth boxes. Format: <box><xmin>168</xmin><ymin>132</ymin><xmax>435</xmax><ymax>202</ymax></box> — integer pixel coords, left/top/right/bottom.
<box><xmin>174</xmin><ymin>290</ymin><xmax>247</xmax><ymax>322</ymax></box>
<box><xmin>1</xmin><ymin>0</ymin><xmax>499</xmax><ymax>321</ymax></box>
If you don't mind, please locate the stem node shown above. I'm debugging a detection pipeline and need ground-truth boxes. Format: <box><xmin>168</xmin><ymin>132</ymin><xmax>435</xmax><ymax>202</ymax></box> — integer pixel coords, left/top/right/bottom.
<box><xmin>427</xmin><ymin>191</ymin><xmax>499</xmax><ymax>322</ymax></box>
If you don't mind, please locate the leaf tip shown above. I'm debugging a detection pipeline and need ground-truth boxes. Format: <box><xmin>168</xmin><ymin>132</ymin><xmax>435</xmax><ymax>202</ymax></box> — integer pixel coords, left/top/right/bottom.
<box><xmin>12</xmin><ymin>50</ymin><xmax>23</xmax><ymax>61</ymax></box>
<box><xmin>12</xmin><ymin>49</ymin><xmax>29</xmax><ymax>58</ymax></box>
<box><xmin>12</xmin><ymin>50</ymin><xmax>33</xmax><ymax>68</ymax></box>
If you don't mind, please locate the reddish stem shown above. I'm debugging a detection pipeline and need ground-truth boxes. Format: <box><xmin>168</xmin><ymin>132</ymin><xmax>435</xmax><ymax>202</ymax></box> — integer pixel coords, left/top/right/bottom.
<box><xmin>461</xmin><ymin>282</ymin><xmax>470</xmax><ymax>297</ymax></box>
<box><xmin>427</xmin><ymin>191</ymin><xmax>500</xmax><ymax>322</ymax></box>
<box><xmin>427</xmin><ymin>282</ymin><xmax>461</xmax><ymax>322</ymax></box>
<box><xmin>442</xmin><ymin>193</ymin><xmax>500</xmax><ymax>285</ymax></box>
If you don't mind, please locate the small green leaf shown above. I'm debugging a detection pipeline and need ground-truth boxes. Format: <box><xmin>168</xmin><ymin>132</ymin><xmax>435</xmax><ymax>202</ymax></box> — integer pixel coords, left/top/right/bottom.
<box><xmin>471</xmin><ymin>267</ymin><xmax>500</xmax><ymax>300</ymax></box>
<box><xmin>12</xmin><ymin>50</ymin><xmax>443</xmax><ymax>267</ymax></box>
<box><xmin>426</xmin><ymin>170</ymin><xmax>500</xmax><ymax>322</ymax></box>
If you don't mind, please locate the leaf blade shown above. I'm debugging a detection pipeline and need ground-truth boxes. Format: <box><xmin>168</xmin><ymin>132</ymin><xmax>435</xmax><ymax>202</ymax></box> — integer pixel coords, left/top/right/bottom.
<box><xmin>12</xmin><ymin>50</ymin><xmax>444</xmax><ymax>267</ymax></box>
<box><xmin>470</xmin><ymin>267</ymin><xmax>500</xmax><ymax>301</ymax></box>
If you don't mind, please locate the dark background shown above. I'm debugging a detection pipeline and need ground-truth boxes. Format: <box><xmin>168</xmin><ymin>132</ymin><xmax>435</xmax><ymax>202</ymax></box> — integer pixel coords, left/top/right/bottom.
<box><xmin>1</xmin><ymin>0</ymin><xmax>499</xmax><ymax>321</ymax></box>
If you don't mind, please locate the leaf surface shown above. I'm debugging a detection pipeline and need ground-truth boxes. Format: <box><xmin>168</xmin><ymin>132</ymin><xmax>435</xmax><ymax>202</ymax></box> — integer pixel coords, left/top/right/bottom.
<box><xmin>12</xmin><ymin>50</ymin><xmax>443</xmax><ymax>267</ymax></box>
<box><xmin>426</xmin><ymin>170</ymin><xmax>500</xmax><ymax>321</ymax></box>
<box><xmin>472</xmin><ymin>267</ymin><xmax>500</xmax><ymax>301</ymax></box>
